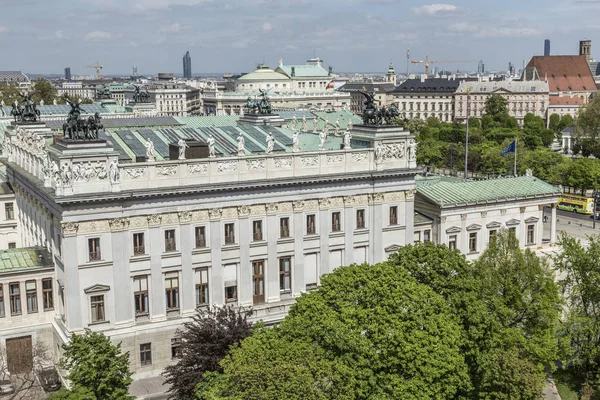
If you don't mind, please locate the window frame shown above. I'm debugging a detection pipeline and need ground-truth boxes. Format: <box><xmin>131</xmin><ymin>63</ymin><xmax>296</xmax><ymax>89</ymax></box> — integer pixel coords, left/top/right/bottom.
<box><xmin>133</xmin><ymin>232</ymin><xmax>145</xmax><ymax>255</ymax></box>
<box><xmin>279</xmin><ymin>256</ymin><xmax>292</xmax><ymax>292</ymax></box>
<box><xmin>195</xmin><ymin>226</ymin><xmax>207</xmax><ymax>248</ymax></box>
<box><xmin>90</xmin><ymin>294</ymin><xmax>105</xmax><ymax>323</ymax></box>
<box><xmin>133</xmin><ymin>275</ymin><xmax>149</xmax><ymax>316</ymax></box>
<box><xmin>171</xmin><ymin>338</ymin><xmax>182</xmax><ymax>359</ymax></box>
<box><xmin>252</xmin><ymin>220</ymin><xmax>263</xmax><ymax>242</ymax></box>
<box><xmin>42</xmin><ymin>278</ymin><xmax>53</xmax><ymax>311</ymax></box>
<box><xmin>5</xmin><ymin>202</ymin><xmax>14</xmax><ymax>220</ymax></box>
<box><xmin>489</xmin><ymin>229</ymin><xmax>497</xmax><ymax>242</ymax></box>
<box><xmin>448</xmin><ymin>235</ymin><xmax>457</xmax><ymax>250</ymax></box>
<box><xmin>331</xmin><ymin>212</ymin><xmax>341</xmax><ymax>232</ymax></box>
<box><xmin>224</xmin><ymin>223</ymin><xmax>235</xmax><ymax>245</ymax></box>
<box><xmin>195</xmin><ymin>267</ymin><xmax>209</xmax><ymax>306</ymax></box>
<box><xmin>164</xmin><ymin>273</ymin><xmax>180</xmax><ymax>311</ymax></box>
<box><xmin>0</xmin><ymin>284</ymin><xmax>4</xmax><ymax>317</ymax></box>
<box><xmin>252</xmin><ymin>260</ymin><xmax>265</xmax><ymax>304</ymax></box>
<box><xmin>280</xmin><ymin>217</ymin><xmax>290</xmax><ymax>238</ymax></box>
<box><xmin>88</xmin><ymin>237</ymin><xmax>101</xmax><ymax>261</ymax></box>
<box><xmin>164</xmin><ymin>229</ymin><xmax>177</xmax><ymax>252</ymax></box>
<box><xmin>356</xmin><ymin>209</ymin><xmax>366</xmax><ymax>230</ymax></box>
<box><xmin>9</xmin><ymin>282</ymin><xmax>21</xmax><ymax>316</ymax></box>
<box><xmin>140</xmin><ymin>343</ymin><xmax>152</xmax><ymax>366</ymax></box>
<box><xmin>423</xmin><ymin>229</ymin><xmax>431</xmax><ymax>242</ymax></box>
<box><xmin>25</xmin><ymin>280</ymin><xmax>38</xmax><ymax>313</ymax></box>
<box><xmin>389</xmin><ymin>206</ymin><xmax>398</xmax><ymax>225</ymax></box>
<box><xmin>527</xmin><ymin>224</ymin><xmax>535</xmax><ymax>245</ymax></box>
<box><xmin>469</xmin><ymin>232</ymin><xmax>478</xmax><ymax>253</ymax></box>
<box><xmin>306</xmin><ymin>214</ymin><xmax>316</xmax><ymax>235</ymax></box>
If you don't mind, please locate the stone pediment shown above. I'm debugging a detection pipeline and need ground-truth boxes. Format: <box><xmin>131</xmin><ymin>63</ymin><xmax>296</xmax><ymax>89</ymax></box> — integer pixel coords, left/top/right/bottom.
<box><xmin>524</xmin><ymin>217</ymin><xmax>539</xmax><ymax>223</ymax></box>
<box><xmin>506</xmin><ymin>219</ymin><xmax>521</xmax><ymax>226</ymax></box>
<box><xmin>486</xmin><ymin>221</ymin><xmax>502</xmax><ymax>229</ymax></box>
<box><xmin>84</xmin><ymin>284</ymin><xmax>110</xmax><ymax>294</ymax></box>
<box><xmin>445</xmin><ymin>226</ymin><xmax>461</xmax><ymax>234</ymax></box>
<box><xmin>385</xmin><ymin>244</ymin><xmax>402</xmax><ymax>253</ymax></box>
<box><xmin>466</xmin><ymin>224</ymin><xmax>482</xmax><ymax>231</ymax></box>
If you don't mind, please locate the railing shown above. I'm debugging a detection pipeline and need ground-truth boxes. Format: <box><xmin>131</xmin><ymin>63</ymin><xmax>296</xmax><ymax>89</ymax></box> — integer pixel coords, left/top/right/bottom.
<box><xmin>389</xmin><ymin>216</ymin><xmax>398</xmax><ymax>225</ymax></box>
<box><xmin>225</xmin><ymin>235</ymin><xmax>235</xmax><ymax>245</ymax></box>
<box><xmin>253</xmin><ymin>232</ymin><xmax>263</xmax><ymax>241</ymax></box>
<box><xmin>89</xmin><ymin>251</ymin><xmax>101</xmax><ymax>261</ymax></box>
<box><xmin>196</xmin><ymin>237</ymin><xmax>206</xmax><ymax>248</ymax></box>
<box><xmin>165</xmin><ymin>241</ymin><xmax>176</xmax><ymax>252</ymax></box>
<box><xmin>332</xmin><ymin>222</ymin><xmax>341</xmax><ymax>232</ymax></box>
<box><xmin>357</xmin><ymin>219</ymin><xmax>365</xmax><ymax>229</ymax></box>
<box><xmin>280</xmin><ymin>228</ymin><xmax>290</xmax><ymax>238</ymax></box>
<box><xmin>133</xmin><ymin>246</ymin><xmax>145</xmax><ymax>255</ymax></box>
<box><xmin>307</xmin><ymin>224</ymin><xmax>316</xmax><ymax>235</ymax></box>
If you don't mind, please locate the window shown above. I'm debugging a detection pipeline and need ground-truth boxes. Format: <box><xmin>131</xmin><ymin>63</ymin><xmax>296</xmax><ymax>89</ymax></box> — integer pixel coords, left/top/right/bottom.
<box><xmin>224</xmin><ymin>264</ymin><xmax>237</xmax><ymax>302</ymax></box>
<box><xmin>356</xmin><ymin>209</ymin><xmax>365</xmax><ymax>229</ymax></box>
<box><xmin>424</xmin><ymin>230</ymin><xmax>431</xmax><ymax>242</ymax></box>
<box><xmin>306</xmin><ymin>214</ymin><xmax>316</xmax><ymax>235</ymax></box>
<box><xmin>134</xmin><ymin>276</ymin><xmax>149</xmax><ymax>316</ymax></box>
<box><xmin>527</xmin><ymin>224</ymin><xmax>535</xmax><ymax>245</ymax></box>
<box><xmin>0</xmin><ymin>284</ymin><xmax>3</xmax><ymax>317</ymax></box>
<box><xmin>252</xmin><ymin>220</ymin><xmax>263</xmax><ymax>241</ymax></box>
<box><xmin>195</xmin><ymin>268</ymin><xmax>209</xmax><ymax>306</ymax></box>
<box><xmin>133</xmin><ymin>233</ymin><xmax>145</xmax><ymax>255</ymax></box>
<box><xmin>389</xmin><ymin>206</ymin><xmax>398</xmax><ymax>225</ymax></box>
<box><xmin>140</xmin><ymin>343</ymin><xmax>152</xmax><ymax>366</ymax></box>
<box><xmin>252</xmin><ymin>260</ymin><xmax>265</xmax><ymax>304</ymax></box>
<box><xmin>90</xmin><ymin>295</ymin><xmax>105</xmax><ymax>323</ymax></box>
<box><xmin>164</xmin><ymin>230</ymin><xmax>176</xmax><ymax>252</ymax></box>
<box><xmin>165</xmin><ymin>273</ymin><xmax>179</xmax><ymax>311</ymax></box>
<box><xmin>42</xmin><ymin>279</ymin><xmax>53</xmax><ymax>311</ymax></box>
<box><xmin>509</xmin><ymin>227</ymin><xmax>516</xmax><ymax>237</ymax></box>
<box><xmin>9</xmin><ymin>282</ymin><xmax>21</xmax><ymax>315</ymax></box>
<box><xmin>88</xmin><ymin>238</ymin><xmax>101</xmax><ymax>261</ymax></box>
<box><xmin>5</xmin><ymin>203</ymin><xmax>14</xmax><ymax>220</ymax></box>
<box><xmin>171</xmin><ymin>338</ymin><xmax>182</xmax><ymax>359</ymax></box>
<box><xmin>195</xmin><ymin>226</ymin><xmax>206</xmax><ymax>248</ymax></box>
<box><xmin>26</xmin><ymin>281</ymin><xmax>37</xmax><ymax>313</ymax></box>
<box><xmin>489</xmin><ymin>230</ymin><xmax>497</xmax><ymax>242</ymax></box>
<box><xmin>414</xmin><ymin>231</ymin><xmax>421</xmax><ymax>243</ymax></box>
<box><xmin>279</xmin><ymin>257</ymin><xmax>291</xmax><ymax>292</ymax></box>
<box><xmin>331</xmin><ymin>212</ymin><xmax>341</xmax><ymax>232</ymax></box>
<box><xmin>8</xmin><ymin>242</ymin><xmax>15</xmax><ymax>249</ymax></box>
<box><xmin>448</xmin><ymin>235</ymin><xmax>457</xmax><ymax>250</ymax></box>
<box><xmin>280</xmin><ymin>217</ymin><xmax>290</xmax><ymax>238</ymax></box>
<box><xmin>224</xmin><ymin>223</ymin><xmax>235</xmax><ymax>244</ymax></box>
<box><xmin>469</xmin><ymin>232</ymin><xmax>478</xmax><ymax>253</ymax></box>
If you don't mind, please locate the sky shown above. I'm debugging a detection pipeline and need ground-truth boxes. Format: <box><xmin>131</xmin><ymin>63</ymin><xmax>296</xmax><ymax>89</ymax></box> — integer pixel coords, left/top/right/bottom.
<box><xmin>0</xmin><ymin>0</ymin><xmax>599</xmax><ymax>76</ymax></box>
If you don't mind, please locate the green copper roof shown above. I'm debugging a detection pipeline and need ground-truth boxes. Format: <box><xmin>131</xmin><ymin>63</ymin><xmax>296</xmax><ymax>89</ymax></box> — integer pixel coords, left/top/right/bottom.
<box><xmin>0</xmin><ymin>247</ymin><xmax>53</xmax><ymax>273</ymax></box>
<box><xmin>276</xmin><ymin>65</ymin><xmax>330</xmax><ymax>78</ymax></box>
<box><xmin>416</xmin><ymin>175</ymin><xmax>560</xmax><ymax>207</ymax></box>
<box><xmin>236</xmin><ymin>67</ymin><xmax>289</xmax><ymax>82</ymax></box>
<box><xmin>175</xmin><ymin>115</ymin><xmax>240</xmax><ymax>127</ymax></box>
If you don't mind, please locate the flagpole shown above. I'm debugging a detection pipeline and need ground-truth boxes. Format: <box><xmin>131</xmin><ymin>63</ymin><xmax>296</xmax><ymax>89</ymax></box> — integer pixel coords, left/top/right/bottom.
<box><xmin>514</xmin><ymin>138</ymin><xmax>517</xmax><ymax>177</ymax></box>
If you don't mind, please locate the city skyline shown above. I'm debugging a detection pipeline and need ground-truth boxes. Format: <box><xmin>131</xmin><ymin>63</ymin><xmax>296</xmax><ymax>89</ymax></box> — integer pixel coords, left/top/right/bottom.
<box><xmin>0</xmin><ymin>0</ymin><xmax>599</xmax><ymax>75</ymax></box>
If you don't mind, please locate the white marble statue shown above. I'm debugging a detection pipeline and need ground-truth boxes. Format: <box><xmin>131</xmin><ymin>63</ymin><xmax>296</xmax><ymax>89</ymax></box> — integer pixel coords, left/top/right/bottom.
<box><xmin>348</xmin><ymin>120</ymin><xmax>353</xmax><ymax>131</ymax></box>
<box><xmin>319</xmin><ymin>130</ymin><xmax>327</xmax><ymax>151</ymax></box>
<box><xmin>312</xmin><ymin>118</ymin><xmax>318</xmax><ymax>133</ymax></box>
<box><xmin>145</xmin><ymin>140</ymin><xmax>155</xmax><ymax>162</ymax></box>
<box><xmin>1</xmin><ymin>100</ymin><xmax>4</xmax><ymax>107</ymax></box>
<box><xmin>109</xmin><ymin>159</ymin><xmax>120</xmax><ymax>184</ymax></box>
<box><xmin>178</xmin><ymin>139</ymin><xmax>188</xmax><ymax>160</ymax></box>
<box><xmin>408</xmin><ymin>139</ymin><xmax>417</xmax><ymax>161</ymax></box>
<box><xmin>291</xmin><ymin>115</ymin><xmax>297</xmax><ymax>130</ymax></box>
<box><xmin>71</xmin><ymin>163</ymin><xmax>80</xmax><ymax>182</ymax></box>
<box><xmin>343</xmin><ymin>130</ymin><xmax>352</xmax><ymax>150</ymax></box>
<box><xmin>324</xmin><ymin>118</ymin><xmax>329</xmax><ymax>135</ymax></box>
<box><xmin>40</xmin><ymin>99</ymin><xmax>44</xmax><ymax>106</ymax></box>
<box><xmin>237</xmin><ymin>133</ymin><xmax>245</xmax><ymax>156</ymax></box>
<box><xmin>61</xmin><ymin>163</ymin><xmax>72</xmax><ymax>186</ymax></box>
<box><xmin>266</xmin><ymin>132</ymin><xmax>275</xmax><ymax>154</ymax></box>
<box><xmin>207</xmin><ymin>135</ymin><xmax>216</xmax><ymax>158</ymax></box>
<box><xmin>292</xmin><ymin>131</ymin><xmax>300</xmax><ymax>153</ymax></box>
<box><xmin>96</xmin><ymin>161</ymin><xmax>107</xmax><ymax>180</ymax></box>
<box><xmin>301</xmin><ymin>116</ymin><xmax>307</xmax><ymax>132</ymax></box>
<box><xmin>375</xmin><ymin>142</ymin><xmax>385</xmax><ymax>164</ymax></box>
<box><xmin>42</xmin><ymin>154</ymin><xmax>50</xmax><ymax>180</ymax></box>
<box><xmin>53</xmin><ymin>99</ymin><xmax>57</xmax><ymax>106</ymax></box>
<box><xmin>51</xmin><ymin>161</ymin><xmax>60</xmax><ymax>185</ymax></box>
<box><xmin>335</xmin><ymin>119</ymin><xmax>340</xmax><ymax>135</ymax></box>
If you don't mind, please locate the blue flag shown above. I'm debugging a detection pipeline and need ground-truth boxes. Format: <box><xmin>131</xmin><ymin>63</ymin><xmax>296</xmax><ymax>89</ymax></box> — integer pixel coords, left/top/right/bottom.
<box><xmin>501</xmin><ymin>140</ymin><xmax>516</xmax><ymax>156</ymax></box>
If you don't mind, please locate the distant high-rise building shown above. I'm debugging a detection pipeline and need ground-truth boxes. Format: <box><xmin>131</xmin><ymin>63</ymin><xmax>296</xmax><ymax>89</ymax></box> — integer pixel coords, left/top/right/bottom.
<box><xmin>544</xmin><ymin>39</ymin><xmax>550</xmax><ymax>56</ymax></box>
<box><xmin>477</xmin><ymin>60</ymin><xmax>485</xmax><ymax>74</ymax></box>
<box><xmin>64</xmin><ymin>67</ymin><xmax>71</xmax><ymax>80</ymax></box>
<box><xmin>508</xmin><ymin>62</ymin><xmax>514</xmax><ymax>75</ymax></box>
<box><xmin>183</xmin><ymin>51</ymin><xmax>192</xmax><ymax>79</ymax></box>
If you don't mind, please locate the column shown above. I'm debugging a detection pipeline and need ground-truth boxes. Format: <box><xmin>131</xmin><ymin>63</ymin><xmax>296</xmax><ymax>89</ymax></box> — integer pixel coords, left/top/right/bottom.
<box><xmin>238</xmin><ymin>216</ymin><xmax>251</xmax><ymax>307</ymax></box>
<box><xmin>371</xmin><ymin>199</ymin><xmax>383</xmax><ymax>264</ymax></box>
<box><xmin>405</xmin><ymin>191</ymin><xmax>415</xmax><ymax>247</ymax></box>
<box><xmin>344</xmin><ymin>204</ymin><xmax>354</xmax><ymax>265</ymax></box>
<box><xmin>148</xmin><ymin>221</ymin><xmax>165</xmax><ymax>320</ymax></box>
<box><xmin>292</xmin><ymin>203</ymin><xmax>305</xmax><ymax>295</ymax></box>
<box><xmin>266</xmin><ymin>210</ymin><xmax>279</xmax><ymax>303</ymax></box>
<box><xmin>319</xmin><ymin>205</ymin><xmax>330</xmax><ymax>274</ymax></box>
<box><xmin>179</xmin><ymin>217</ymin><xmax>195</xmax><ymax>313</ymax></box>
<box><xmin>62</xmin><ymin>234</ymin><xmax>82</xmax><ymax>330</ymax></box>
<box><xmin>550</xmin><ymin>203</ymin><xmax>557</xmax><ymax>245</ymax></box>
<box><xmin>111</xmin><ymin>224</ymin><xmax>132</xmax><ymax>325</ymax></box>
<box><xmin>209</xmin><ymin>219</ymin><xmax>224</xmax><ymax>305</ymax></box>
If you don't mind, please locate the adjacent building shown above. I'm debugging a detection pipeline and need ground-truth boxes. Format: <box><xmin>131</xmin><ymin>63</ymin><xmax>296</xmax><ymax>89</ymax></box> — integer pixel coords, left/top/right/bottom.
<box><xmin>56</xmin><ymin>81</ymin><xmax>96</xmax><ymax>101</ymax></box>
<box><xmin>0</xmin><ymin>71</ymin><xmax>31</xmax><ymax>89</ymax></box>
<box><xmin>0</xmin><ymin>181</ymin><xmax>18</xmax><ymax>250</ymax></box>
<box><xmin>183</xmin><ymin>51</ymin><xmax>192</xmax><ymax>80</ymax></box>
<box><xmin>64</xmin><ymin>68</ymin><xmax>71</xmax><ymax>81</ymax></box>
<box><xmin>337</xmin><ymin>82</ymin><xmax>395</xmax><ymax>114</ymax></box>
<box><xmin>544</xmin><ymin>39</ymin><xmax>551</xmax><ymax>57</ymax></box>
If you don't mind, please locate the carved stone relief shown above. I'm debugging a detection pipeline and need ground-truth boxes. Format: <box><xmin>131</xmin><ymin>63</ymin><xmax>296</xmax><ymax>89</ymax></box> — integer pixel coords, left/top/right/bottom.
<box><xmin>300</xmin><ymin>156</ymin><xmax>319</xmax><ymax>167</ymax></box>
<box><xmin>352</xmin><ymin>152</ymin><xmax>368</xmax><ymax>163</ymax></box>
<box><xmin>217</xmin><ymin>161</ymin><xmax>237</xmax><ymax>173</ymax></box>
<box><xmin>247</xmin><ymin>158</ymin><xmax>266</xmax><ymax>171</ymax></box>
<box><xmin>326</xmin><ymin>154</ymin><xmax>343</xmax><ymax>164</ymax></box>
<box><xmin>318</xmin><ymin>198</ymin><xmax>331</xmax><ymax>209</ymax></box>
<box><xmin>188</xmin><ymin>163</ymin><xmax>208</xmax><ymax>174</ymax></box>
<box><xmin>292</xmin><ymin>200</ymin><xmax>305</xmax><ymax>211</ymax></box>
<box><xmin>158</xmin><ymin>165</ymin><xmax>178</xmax><ymax>176</ymax></box>
<box><xmin>124</xmin><ymin>168</ymin><xmax>146</xmax><ymax>179</ymax></box>
<box><xmin>237</xmin><ymin>206</ymin><xmax>251</xmax><ymax>217</ymax></box>
<box><xmin>461</xmin><ymin>214</ymin><xmax>468</xmax><ymax>221</ymax></box>
<box><xmin>61</xmin><ymin>222</ymin><xmax>79</xmax><ymax>237</ymax></box>
<box><xmin>481</xmin><ymin>211</ymin><xmax>488</xmax><ymax>218</ymax></box>
<box><xmin>108</xmin><ymin>217</ymin><xmax>130</xmax><ymax>232</ymax></box>
<box><xmin>265</xmin><ymin>203</ymin><xmax>279</xmax><ymax>214</ymax></box>
<box><xmin>178</xmin><ymin>211</ymin><xmax>193</xmax><ymax>223</ymax></box>
<box><xmin>147</xmin><ymin>214</ymin><xmax>162</xmax><ymax>226</ymax></box>
<box><xmin>274</xmin><ymin>157</ymin><xmax>292</xmax><ymax>168</ymax></box>
<box><xmin>209</xmin><ymin>208</ymin><xmax>223</xmax><ymax>220</ymax></box>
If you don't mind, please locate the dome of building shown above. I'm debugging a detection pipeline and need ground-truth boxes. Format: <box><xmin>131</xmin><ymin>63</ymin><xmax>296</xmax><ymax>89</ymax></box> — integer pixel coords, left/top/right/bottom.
<box><xmin>236</xmin><ymin>64</ymin><xmax>290</xmax><ymax>82</ymax></box>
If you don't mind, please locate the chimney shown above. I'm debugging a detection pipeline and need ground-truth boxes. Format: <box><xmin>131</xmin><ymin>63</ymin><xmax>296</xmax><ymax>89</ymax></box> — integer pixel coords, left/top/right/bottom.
<box><xmin>420</xmin><ymin>74</ymin><xmax>425</xmax><ymax>83</ymax></box>
<box><xmin>291</xmin><ymin>66</ymin><xmax>295</xmax><ymax>77</ymax></box>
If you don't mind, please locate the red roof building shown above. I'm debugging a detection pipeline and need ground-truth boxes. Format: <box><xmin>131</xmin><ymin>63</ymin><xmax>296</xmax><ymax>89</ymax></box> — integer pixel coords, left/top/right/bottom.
<box><xmin>525</xmin><ymin>55</ymin><xmax>596</xmax><ymax>95</ymax></box>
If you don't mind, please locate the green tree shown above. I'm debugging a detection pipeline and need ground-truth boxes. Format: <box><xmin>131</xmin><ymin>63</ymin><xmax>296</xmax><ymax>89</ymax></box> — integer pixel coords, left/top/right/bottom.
<box><xmin>163</xmin><ymin>306</ymin><xmax>253</xmax><ymax>400</ymax></box>
<box><xmin>576</xmin><ymin>96</ymin><xmax>600</xmax><ymax>143</ymax></box>
<box><xmin>553</xmin><ymin>233</ymin><xmax>600</xmax><ymax>396</ymax></box>
<box><xmin>521</xmin><ymin>148</ymin><xmax>566</xmax><ymax>183</ymax></box>
<box><xmin>31</xmin><ymin>78</ymin><xmax>58</xmax><ymax>105</ymax></box>
<box><xmin>484</xmin><ymin>94</ymin><xmax>508</xmax><ymax>119</ymax></box>
<box><xmin>549</xmin><ymin>113</ymin><xmax>561</xmax><ymax>133</ymax></box>
<box><xmin>559</xmin><ymin>114</ymin><xmax>574</xmax><ymax>131</ymax></box>
<box><xmin>58</xmin><ymin>329</ymin><xmax>133</xmax><ymax>400</ymax></box>
<box><xmin>49</xmin><ymin>386</ymin><xmax>97</xmax><ymax>399</ymax></box>
<box><xmin>0</xmin><ymin>83</ymin><xmax>22</xmax><ymax>105</ymax></box>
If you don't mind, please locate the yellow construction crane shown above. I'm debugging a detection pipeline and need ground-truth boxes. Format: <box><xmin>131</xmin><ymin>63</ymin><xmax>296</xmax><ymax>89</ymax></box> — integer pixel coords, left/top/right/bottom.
<box><xmin>411</xmin><ymin>55</ymin><xmax>478</xmax><ymax>76</ymax></box>
<box><xmin>84</xmin><ymin>62</ymin><xmax>103</xmax><ymax>79</ymax></box>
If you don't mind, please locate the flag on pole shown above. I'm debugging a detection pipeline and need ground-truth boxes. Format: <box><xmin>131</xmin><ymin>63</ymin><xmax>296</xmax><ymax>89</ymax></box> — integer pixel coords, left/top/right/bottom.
<box><xmin>501</xmin><ymin>140</ymin><xmax>516</xmax><ymax>156</ymax></box>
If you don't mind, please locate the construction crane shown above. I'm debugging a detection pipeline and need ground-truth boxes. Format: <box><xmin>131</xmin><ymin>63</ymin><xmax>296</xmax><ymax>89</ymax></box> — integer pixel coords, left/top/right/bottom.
<box><xmin>411</xmin><ymin>55</ymin><xmax>478</xmax><ymax>76</ymax></box>
<box><xmin>84</xmin><ymin>62</ymin><xmax>103</xmax><ymax>79</ymax></box>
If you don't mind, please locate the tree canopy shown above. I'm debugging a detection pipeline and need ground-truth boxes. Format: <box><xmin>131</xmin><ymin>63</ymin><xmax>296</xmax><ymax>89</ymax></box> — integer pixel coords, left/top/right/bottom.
<box><xmin>58</xmin><ymin>329</ymin><xmax>133</xmax><ymax>400</ymax></box>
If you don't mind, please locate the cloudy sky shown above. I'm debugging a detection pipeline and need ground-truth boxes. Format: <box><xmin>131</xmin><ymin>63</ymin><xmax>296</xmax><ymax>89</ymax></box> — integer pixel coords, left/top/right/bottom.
<box><xmin>0</xmin><ymin>0</ymin><xmax>598</xmax><ymax>76</ymax></box>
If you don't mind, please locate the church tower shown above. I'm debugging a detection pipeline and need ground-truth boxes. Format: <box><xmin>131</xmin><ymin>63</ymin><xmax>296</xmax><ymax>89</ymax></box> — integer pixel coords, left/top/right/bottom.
<box><xmin>386</xmin><ymin>62</ymin><xmax>397</xmax><ymax>86</ymax></box>
<box><xmin>580</xmin><ymin>40</ymin><xmax>591</xmax><ymax>65</ymax></box>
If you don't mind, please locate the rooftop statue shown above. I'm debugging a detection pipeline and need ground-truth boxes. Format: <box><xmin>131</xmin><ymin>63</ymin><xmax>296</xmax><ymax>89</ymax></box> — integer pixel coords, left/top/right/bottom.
<box><xmin>133</xmin><ymin>85</ymin><xmax>150</xmax><ymax>103</ymax></box>
<box><xmin>96</xmin><ymin>85</ymin><xmax>111</xmax><ymax>100</ymax></box>
<box><xmin>11</xmin><ymin>93</ymin><xmax>41</xmax><ymax>123</ymax></box>
<box><xmin>62</xmin><ymin>97</ymin><xmax>103</xmax><ymax>140</ymax></box>
<box><xmin>245</xmin><ymin>88</ymin><xmax>272</xmax><ymax>115</ymax></box>
<box><xmin>359</xmin><ymin>91</ymin><xmax>400</xmax><ymax>126</ymax></box>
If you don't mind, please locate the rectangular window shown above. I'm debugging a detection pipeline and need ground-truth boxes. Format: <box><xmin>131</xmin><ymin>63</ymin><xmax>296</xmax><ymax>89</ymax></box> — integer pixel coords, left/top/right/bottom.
<box><xmin>42</xmin><ymin>279</ymin><xmax>53</xmax><ymax>311</ymax></box>
<box><xmin>469</xmin><ymin>232</ymin><xmax>478</xmax><ymax>253</ymax></box>
<box><xmin>356</xmin><ymin>209</ymin><xmax>365</xmax><ymax>229</ymax></box>
<box><xmin>331</xmin><ymin>212</ymin><xmax>341</xmax><ymax>232</ymax></box>
<box><xmin>489</xmin><ymin>229</ymin><xmax>497</xmax><ymax>242</ymax></box>
<box><xmin>8</xmin><ymin>242</ymin><xmax>15</xmax><ymax>249</ymax></box>
<box><xmin>164</xmin><ymin>230</ymin><xmax>176</xmax><ymax>252</ymax></box>
<box><xmin>224</xmin><ymin>264</ymin><xmax>237</xmax><ymax>302</ymax></box>
<box><xmin>306</xmin><ymin>214</ymin><xmax>316</xmax><ymax>235</ymax></box>
<box><xmin>90</xmin><ymin>295</ymin><xmax>105</xmax><ymax>323</ymax></box>
<box><xmin>0</xmin><ymin>284</ymin><xmax>4</xmax><ymax>317</ymax></box>
<box><xmin>527</xmin><ymin>224</ymin><xmax>535</xmax><ymax>245</ymax></box>
<box><xmin>509</xmin><ymin>227</ymin><xmax>516</xmax><ymax>237</ymax></box>
<box><xmin>88</xmin><ymin>238</ymin><xmax>101</xmax><ymax>261</ymax></box>
<box><xmin>195</xmin><ymin>226</ymin><xmax>206</xmax><ymax>248</ymax></box>
<box><xmin>5</xmin><ymin>203</ymin><xmax>14</xmax><ymax>220</ymax></box>
<box><xmin>133</xmin><ymin>233</ymin><xmax>145</xmax><ymax>255</ymax></box>
<box><xmin>448</xmin><ymin>235</ymin><xmax>457</xmax><ymax>250</ymax></box>
<box><xmin>140</xmin><ymin>343</ymin><xmax>152</xmax><ymax>366</ymax></box>
<box><xmin>195</xmin><ymin>268</ymin><xmax>209</xmax><ymax>306</ymax></box>
<box><xmin>414</xmin><ymin>231</ymin><xmax>421</xmax><ymax>244</ymax></box>
<box><xmin>252</xmin><ymin>260</ymin><xmax>265</xmax><ymax>304</ymax></box>
<box><xmin>424</xmin><ymin>230</ymin><xmax>431</xmax><ymax>242</ymax></box>
<box><xmin>165</xmin><ymin>273</ymin><xmax>179</xmax><ymax>311</ymax></box>
<box><xmin>224</xmin><ymin>223</ymin><xmax>235</xmax><ymax>244</ymax></box>
<box><xmin>171</xmin><ymin>338</ymin><xmax>182</xmax><ymax>359</ymax></box>
<box><xmin>9</xmin><ymin>282</ymin><xmax>21</xmax><ymax>315</ymax></box>
<box><xmin>280</xmin><ymin>217</ymin><xmax>290</xmax><ymax>238</ymax></box>
<box><xmin>26</xmin><ymin>280</ymin><xmax>37</xmax><ymax>313</ymax></box>
<box><xmin>252</xmin><ymin>220</ymin><xmax>263</xmax><ymax>241</ymax></box>
<box><xmin>279</xmin><ymin>257</ymin><xmax>291</xmax><ymax>292</ymax></box>
<box><xmin>389</xmin><ymin>206</ymin><xmax>398</xmax><ymax>225</ymax></box>
<box><xmin>134</xmin><ymin>276</ymin><xmax>149</xmax><ymax>316</ymax></box>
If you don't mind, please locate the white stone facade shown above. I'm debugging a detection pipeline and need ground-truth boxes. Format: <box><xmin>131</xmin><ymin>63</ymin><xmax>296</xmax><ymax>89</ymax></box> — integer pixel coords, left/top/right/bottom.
<box><xmin>0</xmin><ymin>189</ymin><xmax>18</xmax><ymax>250</ymax></box>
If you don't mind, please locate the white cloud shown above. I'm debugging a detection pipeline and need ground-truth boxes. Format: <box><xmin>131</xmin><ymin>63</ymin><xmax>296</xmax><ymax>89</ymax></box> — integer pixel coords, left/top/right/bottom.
<box><xmin>85</xmin><ymin>31</ymin><xmax>113</xmax><ymax>40</ymax></box>
<box><xmin>262</xmin><ymin>22</ymin><xmax>273</xmax><ymax>32</ymax></box>
<box><xmin>160</xmin><ymin>22</ymin><xmax>182</xmax><ymax>33</ymax></box>
<box><xmin>476</xmin><ymin>27</ymin><xmax>540</xmax><ymax>38</ymax></box>
<box><xmin>129</xmin><ymin>41</ymin><xmax>138</xmax><ymax>48</ymax></box>
<box><xmin>412</xmin><ymin>3</ymin><xmax>457</xmax><ymax>16</ymax></box>
<box><xmin>391</xmin><ymin>32</ymin><xmax>417</xmax><ymax>41</ymax></box>
<box><xmin>131</xmin><ymin>0</ymin><xmax>213</xmax><ymax>10</ymax></box>
<box><xmin>0</xmin><ymin>27</ymin><xmax>8</xmax><ymax>33</ymax></box>
<box><xmin>448</xmin><ymin>22</ymin><xmax>478</xmax><ymax>33</ymax></box>
<box><xmin>55</xmin><ymin>30</ymin><xmax>64</xmax><ymax>39</ymax></box>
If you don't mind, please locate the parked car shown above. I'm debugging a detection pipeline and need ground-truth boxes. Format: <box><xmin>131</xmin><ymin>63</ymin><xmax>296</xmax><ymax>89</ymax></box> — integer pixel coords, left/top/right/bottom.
<box><xmin>0</xmin><ymin>373</ymin><xmax>15</xmax><ymax>395</ymax></box>
<box><xmin>35</xmin><ymin>366</ymin><xmax>61</xmax><ymax>392</ymax></box>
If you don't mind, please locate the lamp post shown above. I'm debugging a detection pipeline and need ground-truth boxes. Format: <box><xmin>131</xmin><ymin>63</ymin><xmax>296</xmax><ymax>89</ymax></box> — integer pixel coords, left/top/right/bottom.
<box><xmin>464</xmin><ymin>89</ymin><xmax>470</xmax><ymax>181</ymax></box>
